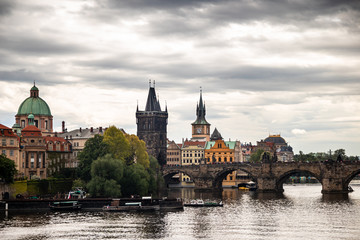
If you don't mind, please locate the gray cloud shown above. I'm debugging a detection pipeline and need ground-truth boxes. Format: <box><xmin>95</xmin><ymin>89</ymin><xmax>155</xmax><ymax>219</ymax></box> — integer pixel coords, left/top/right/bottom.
<box><xmin>0</xmin><ymin>0</ymin><xmax>15</xmax><ymax>17</ymax></box>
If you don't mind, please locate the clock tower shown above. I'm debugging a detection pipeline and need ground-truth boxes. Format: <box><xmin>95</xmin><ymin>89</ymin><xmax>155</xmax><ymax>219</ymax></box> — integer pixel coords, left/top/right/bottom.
<box><xmin>191</xmin><ymin>88</ymin><xmax>210</xmax><ymax>141</ymax></box>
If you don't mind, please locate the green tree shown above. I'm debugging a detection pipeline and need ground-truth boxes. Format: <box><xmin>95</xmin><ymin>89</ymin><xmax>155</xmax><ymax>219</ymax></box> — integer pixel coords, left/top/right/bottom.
<box><xmin>78</xmin><ymin>134</ymin><xmax>109</xmax><ymax>182</ymax></box>
<box><xmin>250</xmin><ymin>149</ymin><xmax>264</xmax><ymax>163</ymax></box>
<box><xmin>103</xmin><ymin>126</ymin><xmax>131</xmax><ymax>162</ymax></box>
<box><xmin>126</xmin><ymin>134</ymin><xmax>150</xmax><ymax>168</ymax></box>
<box><xmin>87</xmin><ymin>154</ymin><xmax>124</xmax><ymax>197</ymax></box>
<box><xmin>0</xmin><ymin>154</ymin><xmax>17</xmax><ymax>183</ymax></box>
<box><xmin>148</xmin><ymin>156</ymin><xmax>163</xmax><ymax>195</ymax></box>
<box><xmin>121</xmin><ymin>163</ymin><xmax>150</xmax><ymax>197</ymax></box>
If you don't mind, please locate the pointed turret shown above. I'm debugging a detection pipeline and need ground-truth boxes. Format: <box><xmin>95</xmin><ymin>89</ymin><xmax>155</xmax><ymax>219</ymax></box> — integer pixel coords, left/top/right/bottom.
<box><xmin>145</xmin><ymin>81</ymin><xmax>162</xmax><ymax>111</ymax></box>
<box><xmin>191</xmin><ymin>87</ymin><xmax>211</xmax><ymax>141</ymax></box>
<box><xmin>210</xmin><ymin>127</ymin><xmax>223</xmax><ymax>141</ymax></box>
<box><xmin>192</xmin><ymin>88</ymin><xmax>209</xmax><ymax>125</ymax></box>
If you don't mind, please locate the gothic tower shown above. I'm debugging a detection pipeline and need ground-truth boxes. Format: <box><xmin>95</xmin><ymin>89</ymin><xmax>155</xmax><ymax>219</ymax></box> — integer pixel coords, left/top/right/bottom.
<box><xmin>136</xmin><ymin>81</ymin><xmax>168</xmax><ymax>166</ymax></box>
<box><xmin>191</xmin><ymin>88</ymin><xmax>211</xmax><ymax>141</ymax></box>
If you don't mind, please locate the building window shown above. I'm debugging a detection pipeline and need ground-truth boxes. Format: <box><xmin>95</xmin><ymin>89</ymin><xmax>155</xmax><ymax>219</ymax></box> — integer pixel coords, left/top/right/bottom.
<box><xmin>38</xmin><ymin>154</ymin><xmax>42</xmax><ymax>168</ymax></box>
<box><xmin>2</xmin><ymin>150</ymin><xmax>6</xmax><ymax>155</ymax></box>
<box><xmin>1</xmin><ymin>139</ymin><xmax>6</xmax><ymax>146</ymax></box>
<box><xmin>10</xmin><ymin>139</ymin><xmax>14</xmax><ymax>145</ymax></box>
<box><xmin>21</xmin><ymin>120</ymin><xmax>25</xmax><ymax>128</ymax></box>
<box><xmin>34</xmin><ymin>120</ymin><xmax>38</xmax><ymax>127</ymax></box>
<box><xmin>45</xmin><ymin>120</ymin><xmax>48</xmax><ymax>129</ymax></box>
<box><xmin>10</xmin><ymin>150</ymin><xmax>14</xmax><ymax>156</ymax></box>
<box><xmin>31</xmin><ymin>153</ymin><xmax>35</xmax><ymax>168</ymax></box>
<box><xmin>230</xmin><ymin>157</ymin><xmax>233</xmax><ymax>162</ymax></box>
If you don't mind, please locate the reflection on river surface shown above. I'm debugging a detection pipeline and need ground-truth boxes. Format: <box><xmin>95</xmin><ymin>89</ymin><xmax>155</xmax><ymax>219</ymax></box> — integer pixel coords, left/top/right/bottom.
<box><xmin>1</xmin><ymin>183</ymin><xmax>360</xmax><ymax>240</ymax></box>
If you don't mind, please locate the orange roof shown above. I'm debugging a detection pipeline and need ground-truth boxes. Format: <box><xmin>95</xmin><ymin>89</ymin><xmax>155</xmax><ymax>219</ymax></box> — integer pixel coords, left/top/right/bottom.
<box><xmin>21</xmin><ymin>125</ymin><xmax>42</xmax><ymax>137</ymax></box>
<box><xmin>44</xmin><ymin>136</ymin><xmax>69</xmax><ymax>143</ymax></box>
<box><xmin>0</xmin><ymin>124</ymin><xmax>18</xmax><ymax>138</ymax></box>
<box><xmin>183</xmin><ymin>140</ymin><xmax>206</xmax><ymax>147</ymax></box>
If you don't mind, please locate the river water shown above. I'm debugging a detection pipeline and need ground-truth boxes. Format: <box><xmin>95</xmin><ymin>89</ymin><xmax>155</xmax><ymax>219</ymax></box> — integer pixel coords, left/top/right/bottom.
<box><xmin>1</xmin><ymin>183</ymin><xmax>360</xmax><ymax>240</ymax></box>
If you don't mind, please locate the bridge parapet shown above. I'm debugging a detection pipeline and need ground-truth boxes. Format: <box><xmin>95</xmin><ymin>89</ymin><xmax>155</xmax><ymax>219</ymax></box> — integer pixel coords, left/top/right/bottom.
<box><xmin>162</xmin><ymin>161</ymin><xmax>360</xmax><ymax>193</ymax></box>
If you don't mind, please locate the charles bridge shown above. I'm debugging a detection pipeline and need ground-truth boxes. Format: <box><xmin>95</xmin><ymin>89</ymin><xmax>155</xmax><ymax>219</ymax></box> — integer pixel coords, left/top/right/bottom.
<box><xmin>162</xmin><ymin>161</ymin><xmax>360</xmax><ymax>193</ymax></box>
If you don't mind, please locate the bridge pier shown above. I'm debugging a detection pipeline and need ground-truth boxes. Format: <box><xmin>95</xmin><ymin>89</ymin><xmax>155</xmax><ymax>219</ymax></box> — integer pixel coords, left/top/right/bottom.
<box><xmin>321</xmin><ymin>178</ymin><xmax>348</xmax><ymax>194</ymax></box>
<box><xmin>256</xmin><ymin>177</ymin><xmax>281</xmax><ymax>193</ymax></box>
<box><xmin>193</xmin><ymin>177</ymin><xmax>214</xmax><ymax>190</ymax></box>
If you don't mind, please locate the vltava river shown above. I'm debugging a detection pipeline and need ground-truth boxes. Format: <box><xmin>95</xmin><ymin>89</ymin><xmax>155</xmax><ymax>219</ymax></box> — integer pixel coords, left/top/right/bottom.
<box><xmin>1</xmin><ymin>183</ymin><xmax>360</xmax><ymax>240</ymax></box>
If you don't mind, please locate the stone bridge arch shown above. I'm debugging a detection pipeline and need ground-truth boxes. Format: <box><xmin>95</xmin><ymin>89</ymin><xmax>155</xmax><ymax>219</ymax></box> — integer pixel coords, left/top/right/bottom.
<box><xmin>213</xmin><ymin>166</ymin><xmax>257</xmax><ymax>189</ymax></box>
<box><xmin>344</xmin><ymin>167</ymin><xmax>360</xmax><ymax>189</ymax></box>
<box><xmin>275</xmin><ymin>169</ymin><xmax>322</xmax><ymax>192</ymax></box>
<box><xmin>162</xmin><ymin>169</ymin><xmax>196</xmax><ymax>187</ymax></box>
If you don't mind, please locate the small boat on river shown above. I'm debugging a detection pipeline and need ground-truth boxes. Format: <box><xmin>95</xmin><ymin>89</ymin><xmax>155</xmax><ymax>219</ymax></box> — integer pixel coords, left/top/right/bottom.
<box><xmin>103</xmin><ymin>196</ymin><xmax>160</xmax><ymax>212</ymax></box>
<box><xmin>184</xmin><ymin>199</ymin><xmax>223</xmax><ymax>207</ymax></box>
<box><xmin>50</xmin><ymin>201</ymin><xmax>82</xmax><ymax>211</ymax></box>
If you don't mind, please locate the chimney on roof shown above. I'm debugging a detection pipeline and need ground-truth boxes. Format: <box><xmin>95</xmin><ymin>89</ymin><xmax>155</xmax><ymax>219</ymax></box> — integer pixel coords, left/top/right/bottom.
<box><xmin>62</xmin><ymin>121</ymin><xmax>66</xmax><ymax>133</ymax></box>
<box><xmin>90</xmin><ymin>127</ymin><xmax>93</xmax><ymax>133</ymax></box>
<box><xmin>79</xmin><ymin>127</ymin><xmax>82</xmax><ymax>132</ymax></box>
<box><xmin>55</xmin><ymin>132</ymin><xmax>57</xmax><ymax>137</ymax></box>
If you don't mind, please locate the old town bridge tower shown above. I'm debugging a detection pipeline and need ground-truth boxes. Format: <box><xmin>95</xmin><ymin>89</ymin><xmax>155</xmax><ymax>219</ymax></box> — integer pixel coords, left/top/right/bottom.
<box><xmin>136</xmin><ymin>81</ymin><xmax>168</xmax><ymax>166</ymax></box>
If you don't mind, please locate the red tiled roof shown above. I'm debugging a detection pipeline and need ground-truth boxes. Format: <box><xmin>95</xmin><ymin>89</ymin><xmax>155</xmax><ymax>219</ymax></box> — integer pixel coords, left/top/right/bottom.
<box><xmin>21</xmin><ymin>125</ymin><xmax>42</xmax><ymax>137</ymax></box>
<box><xmin>183</xmin><ymin>140</ymin><xmax>206</xmax><ymax>147</ymax></box>
<box><xmin>0</xmin><ymin>124</ymin><xmax>18</xmax><ymax>138</ymax></box>
<box><xmin>44</xmin><ymin>136</ymin><xmax>68</xmax><ymax>143</ymax></box>
<box><xmin>0</xmin><ymin>124</ymin><xmax>11</xmax><ymax>130</ymax></box>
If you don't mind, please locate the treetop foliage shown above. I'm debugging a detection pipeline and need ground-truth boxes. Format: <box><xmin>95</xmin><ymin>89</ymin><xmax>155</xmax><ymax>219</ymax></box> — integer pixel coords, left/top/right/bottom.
<box><xmin>0</xmin><ymin>154</ymin><xmax>17</xmax><ymax>183</ymax></box>
<box><xmin>78</xmin><ymin>126</ymin><xmax>162</xmax><ymax>198</ymax></box>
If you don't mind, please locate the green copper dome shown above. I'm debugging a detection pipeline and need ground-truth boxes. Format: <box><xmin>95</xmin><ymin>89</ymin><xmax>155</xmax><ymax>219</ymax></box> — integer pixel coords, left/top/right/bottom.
<box><xmin>17</xmin><ymin>85</ymin><xmax>52</xmax><ymax>116</ymax></box>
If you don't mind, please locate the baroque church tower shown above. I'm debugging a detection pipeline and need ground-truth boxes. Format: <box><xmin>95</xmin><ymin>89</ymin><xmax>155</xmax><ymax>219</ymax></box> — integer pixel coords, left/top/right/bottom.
<box><xmin>136</xmin><ymin>81</ymin><xmax>168</xmax><ymax>166</ymax></box>
<box><xmin>191</xmin><ymin>88</ymin><xmax>211</xmax><ymax>141</ymax></box>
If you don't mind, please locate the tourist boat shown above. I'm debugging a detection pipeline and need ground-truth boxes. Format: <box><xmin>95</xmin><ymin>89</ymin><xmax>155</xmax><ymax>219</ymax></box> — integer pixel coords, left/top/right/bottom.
<box><xmin>103</xmin><ymin>196</ymin><xmax>160</xmax><ymax>212</ymax></box>
<box><xmin>184</xmin><ymin>199</ymin><xmax>223</xmax><ymax>207</ymax></box>
<box><xmin>246</xmin><ymin>181</ymin><xmax>257</xmax><ymax>191</ymax></box>
<box><xmin>67</xmin><ymin>188</ymin><xmax>86</xmax><ymax>199</ymax></box>
<box><xmin>50</xmin><ymin>201</ymin><xmax>82</xmax><ymax>211</ymax></box>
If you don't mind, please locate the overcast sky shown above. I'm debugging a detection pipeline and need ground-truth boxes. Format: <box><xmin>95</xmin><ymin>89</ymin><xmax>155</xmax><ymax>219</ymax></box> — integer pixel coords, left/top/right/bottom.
<box><xmin>0</xmin><ymin>0</ymin><xmax>359</xmax><ymax>156</ymax></box>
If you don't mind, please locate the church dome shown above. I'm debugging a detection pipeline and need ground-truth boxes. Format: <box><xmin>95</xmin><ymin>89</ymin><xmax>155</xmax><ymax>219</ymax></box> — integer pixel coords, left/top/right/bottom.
<box><xmin>264</xmin><ymin>135</ymin><xmax>286</xmax><ymax>144</ymax></box>
<box><xmin>16</xmin><ymin>84</ymin><xmax>52</xmax><ymax>116</ymax></box>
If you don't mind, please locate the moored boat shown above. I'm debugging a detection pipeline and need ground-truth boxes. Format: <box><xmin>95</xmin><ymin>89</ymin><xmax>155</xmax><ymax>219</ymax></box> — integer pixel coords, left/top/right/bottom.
<box><xmin>246</xmin><ymin>181</ymin><xmax>257</xmax><ymax>191</ymax></box>
<box><xmin>103</xmin><ymin>196</ymin><xmax>160</xmax><ymax>212</ymax></box>
<box><xmin>184</xmin><ymin>199</ymin><xmax>223</xmax><ymax>207</ymax></box>
<box><xmin>50</xmin><ymin>201</ymin><xmax>81</xmax><ymax>211</ymax></box>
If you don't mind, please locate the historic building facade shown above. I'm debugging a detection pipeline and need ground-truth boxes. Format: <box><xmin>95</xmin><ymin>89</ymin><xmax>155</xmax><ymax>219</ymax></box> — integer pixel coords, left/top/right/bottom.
<box><xmin>20</xmin><ymin>117</ymin><xmax>47</xmax><ymax>179</ymax></box>
<box><xmin>0</xmin><ymin>83</ymin><xmax>74</xmax><ymax>180</ymax></box>
<box><xmin>58</xmin><ymin>126</ymin><xmax>107</xmax><ymax>168</ymax></box>
<box><xmin>0</xmin><ymin>124</ymin><xmax>20</xmax><ymax>170</ymax></box>
<box><xmin>136</xmin><ymin>81</ymin><xmax>168</xmax><ymax>165</ymax></box>
<box><xmin>256</xmin><ymin>134</ymin><xmax>294</xmax><ymax>162</ymax></box>
<box><xmin>14</xmin><ymin>84</ymin><xmax>53</xmax><ymax>135</ymax></box>
<box><xmin>166</xmin><ymin>140</ymin><xmax>182</xmax><ymax>166</ymax></box>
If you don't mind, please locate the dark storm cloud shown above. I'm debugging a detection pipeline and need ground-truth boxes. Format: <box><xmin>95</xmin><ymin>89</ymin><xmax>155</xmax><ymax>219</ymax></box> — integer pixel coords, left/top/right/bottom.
<box><xmin>89</xmin><ymin>0</ymin><xmax>360</xmax><ymax>36</ymax></box>
<box><xmin>0</xmin><ymin>69</ymin><xmax>44</xmax><ymax>83</ymax></box>
<box><xmin>0</xmin><ymin>0</ymin><xmax>15</xmax><ymax>16</ymax></box>
<box><xmin>0</xmin><ymin>35</ymin><xmax>89</xmax><ymax>56</ymax></box>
